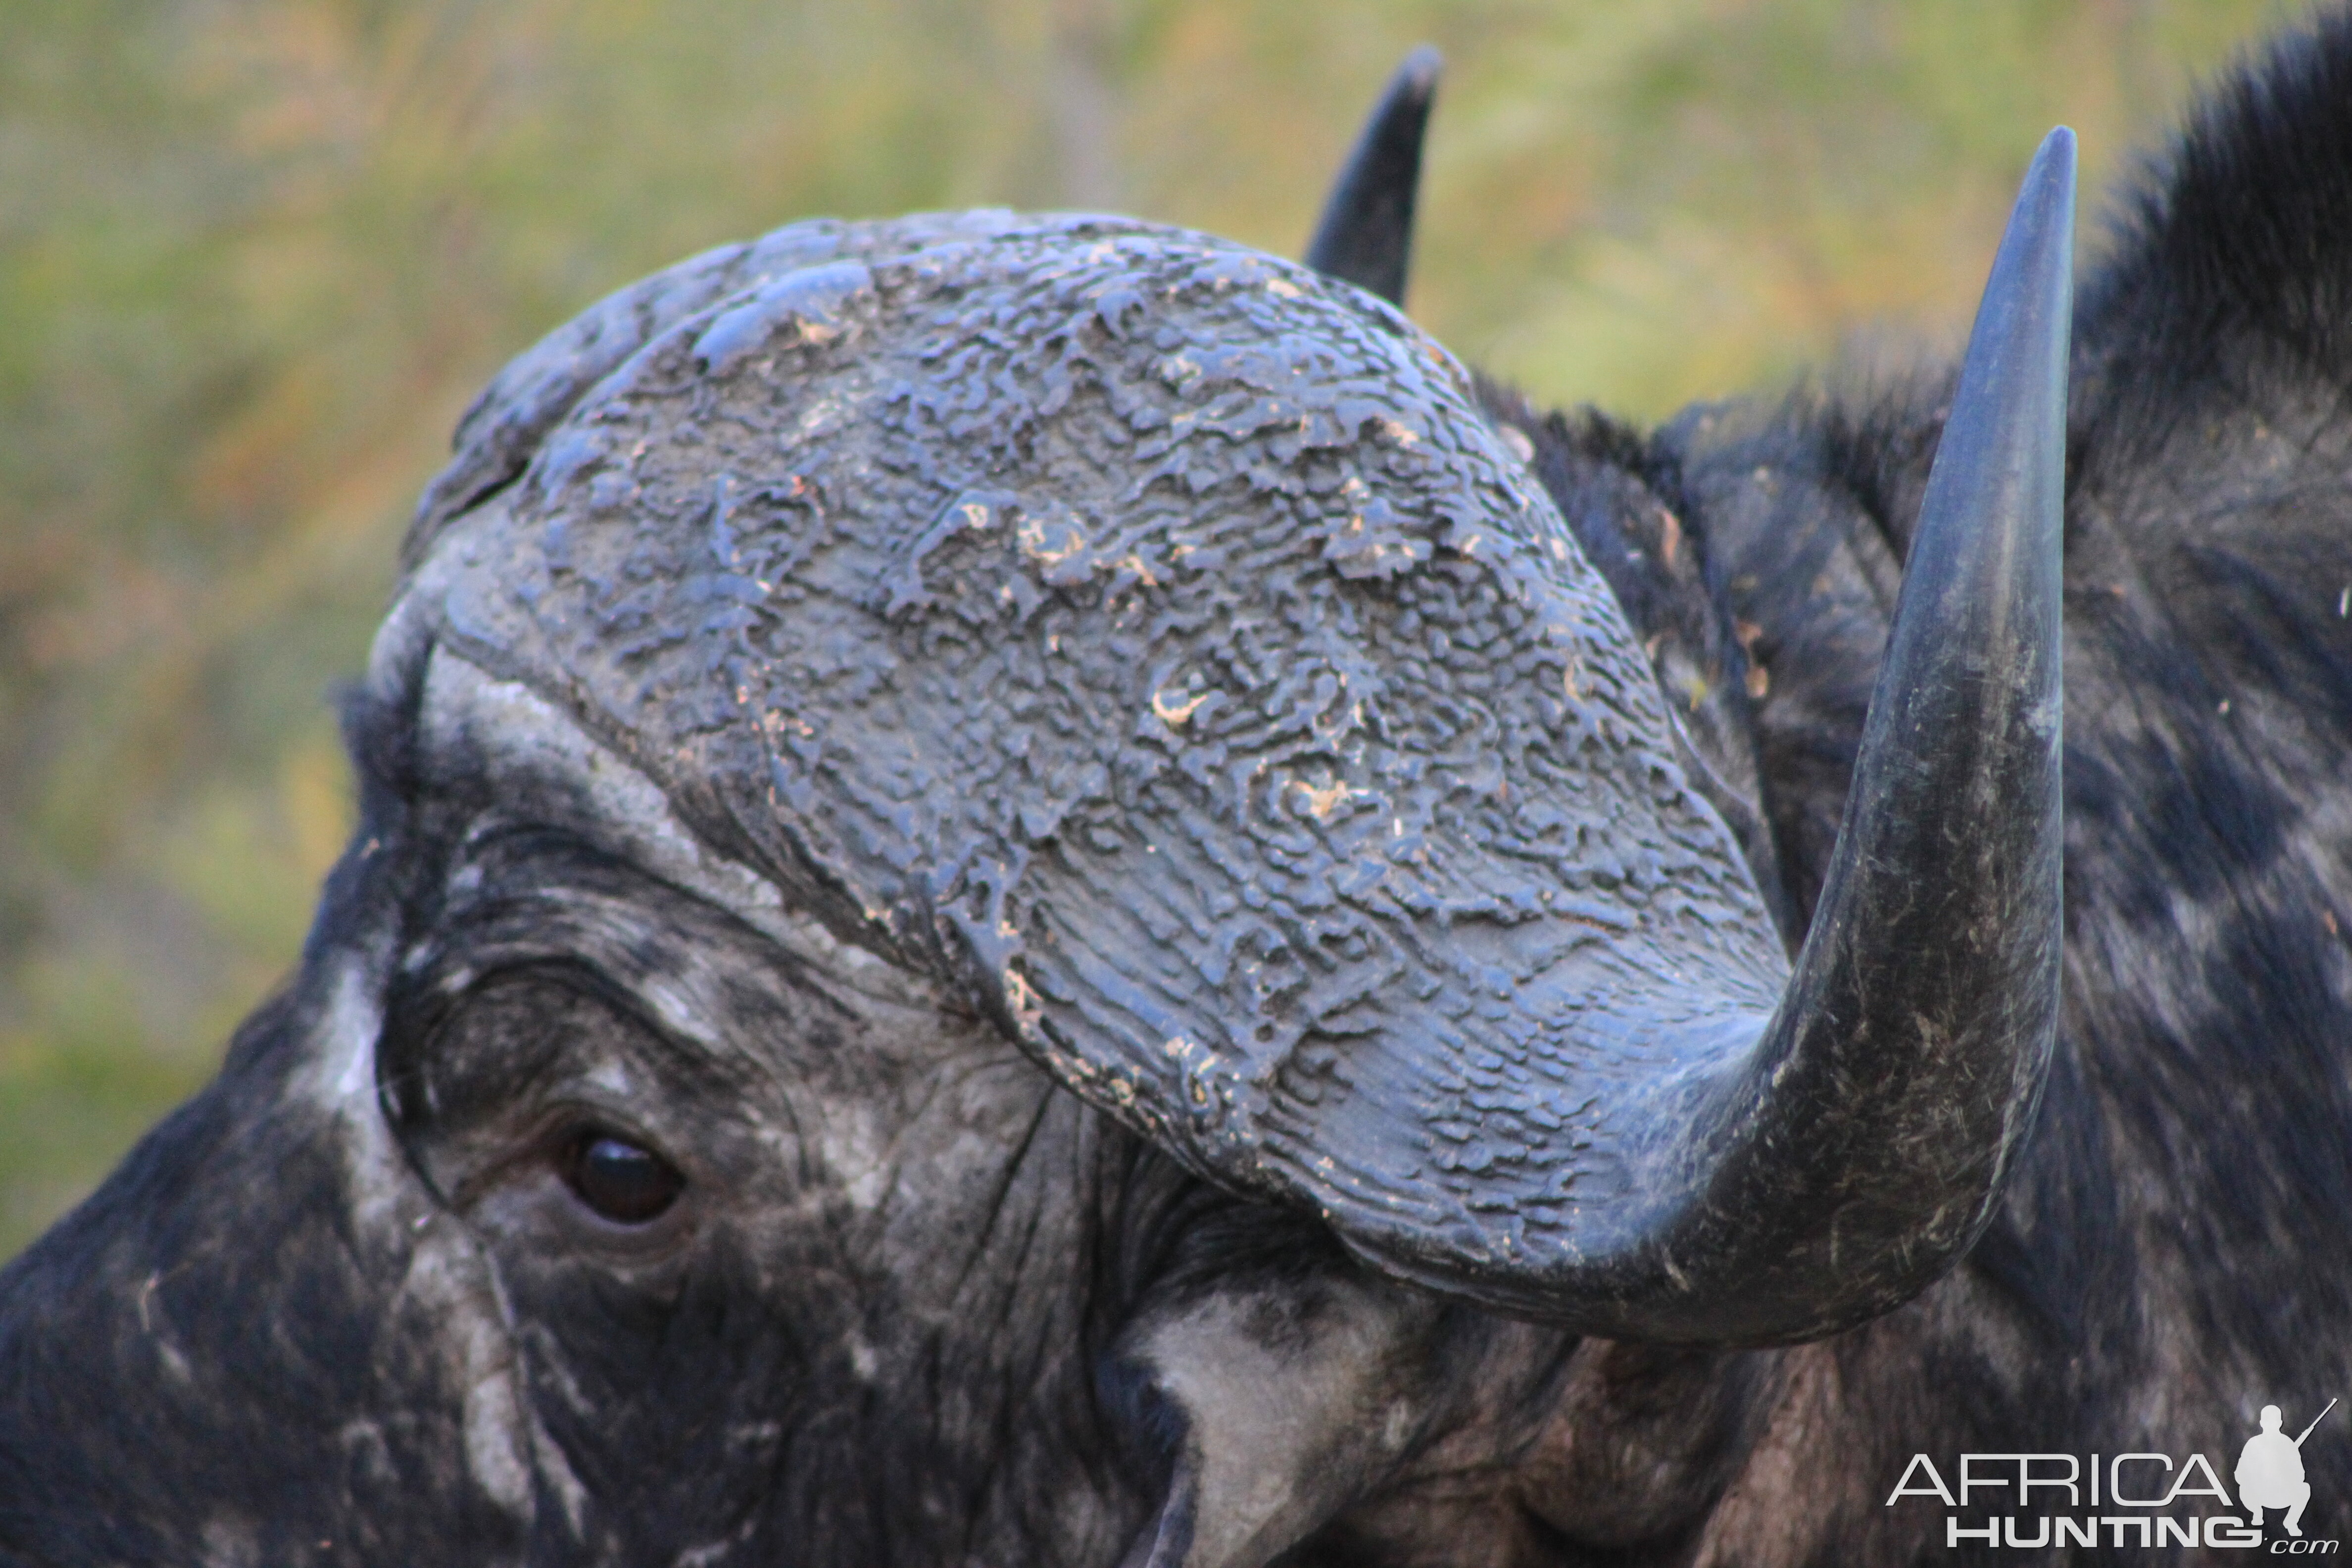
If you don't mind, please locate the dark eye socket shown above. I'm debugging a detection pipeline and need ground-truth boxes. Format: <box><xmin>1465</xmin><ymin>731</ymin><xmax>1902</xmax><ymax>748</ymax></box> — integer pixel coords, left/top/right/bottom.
<box><xmin>562</xmin><ymin>1130</ymin><xmax>686</xmax><ymax>1225</ymax></box>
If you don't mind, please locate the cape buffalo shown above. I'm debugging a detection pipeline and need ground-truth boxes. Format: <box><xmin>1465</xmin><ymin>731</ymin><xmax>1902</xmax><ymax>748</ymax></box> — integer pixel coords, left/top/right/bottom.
<box><xmin>4</xmin><ymin>12</ymin><xmax>2349</xmax><ymax>1568</ymax></box>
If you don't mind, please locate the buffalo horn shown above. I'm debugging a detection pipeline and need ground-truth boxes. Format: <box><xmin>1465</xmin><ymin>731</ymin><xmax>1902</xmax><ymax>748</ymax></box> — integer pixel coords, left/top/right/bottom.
<box><xmin>1303</xmin><ymin>46</ymin><xmax>1442</xmax><ymax>306</ymax></box>
<box><xmin>1534</xmin><ymin>125</ymin><xmax>2078</xmax><ymax>1339</ymax></box>
<box><xmin>487</xmin><ymin>139</ymin><xmax>2072</xmax><ymax>1348</ymax></box>
<box><xmin>1009</xmin><ymin>135</ymin><xmax>2074</xmax><ymax>1342</ymax></box>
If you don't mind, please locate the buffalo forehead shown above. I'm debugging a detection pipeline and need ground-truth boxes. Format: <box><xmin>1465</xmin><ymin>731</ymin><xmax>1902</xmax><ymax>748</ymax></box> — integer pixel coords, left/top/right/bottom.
<box><xmin>422</xmin><ymin>215</ymin><xmax>1783</xmax><ymax>1238</ymax></box>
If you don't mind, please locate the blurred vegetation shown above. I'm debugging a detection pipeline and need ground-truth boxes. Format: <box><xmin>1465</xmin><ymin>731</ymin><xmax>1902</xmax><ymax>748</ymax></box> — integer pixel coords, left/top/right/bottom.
<box><xmin>0</xmin><ymin>0</ymin><xmax>2292</xmax><ymax>1259</ymax></box>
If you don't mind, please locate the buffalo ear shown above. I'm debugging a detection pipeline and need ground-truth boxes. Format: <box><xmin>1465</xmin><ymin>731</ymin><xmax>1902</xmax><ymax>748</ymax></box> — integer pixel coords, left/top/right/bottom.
<box><xmin>1303</xmin><ymin>46</ymin><xmax>1442</xmax><ymax>306</ymax></box>
<box><xmin>1113</xmin><ymin>1270</ymin><xmax>1452</xmax><ymax>1568</ymax></box>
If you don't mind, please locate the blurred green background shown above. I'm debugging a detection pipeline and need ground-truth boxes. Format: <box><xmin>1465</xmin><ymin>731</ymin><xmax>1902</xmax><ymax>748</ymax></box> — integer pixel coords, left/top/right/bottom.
<box><xmin>0</xmin><ymin>0</ymin><xmax>2294</xmax><ymax>1261</ymax></box>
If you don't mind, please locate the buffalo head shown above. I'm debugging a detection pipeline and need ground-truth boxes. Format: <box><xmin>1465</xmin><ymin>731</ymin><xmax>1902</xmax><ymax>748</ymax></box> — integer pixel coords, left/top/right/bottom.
<box><xmin>0</xmin><ymin>67</ymin><xmax>2078</xmax><ymax>1568</ymax></box>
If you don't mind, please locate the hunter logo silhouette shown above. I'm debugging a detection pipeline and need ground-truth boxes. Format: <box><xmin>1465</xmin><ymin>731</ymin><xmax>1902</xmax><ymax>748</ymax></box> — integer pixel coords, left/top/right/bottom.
<box><xmin>2239</xmin><ymin>1399</ymin><xmax>2338</xmax><ymax>1536</ymax></box>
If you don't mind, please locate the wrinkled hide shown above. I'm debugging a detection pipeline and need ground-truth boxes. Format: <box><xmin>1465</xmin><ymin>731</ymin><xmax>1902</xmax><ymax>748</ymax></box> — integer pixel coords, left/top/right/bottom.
<box><xmin>6</xmin><ymin>14</ymin><xmax>2352</xmax><ymax>1568</ymax></box>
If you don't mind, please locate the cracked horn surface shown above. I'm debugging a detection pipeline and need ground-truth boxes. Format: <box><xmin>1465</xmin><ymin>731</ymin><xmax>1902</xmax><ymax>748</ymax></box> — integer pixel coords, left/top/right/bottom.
<box><xmin>406</xmin><ymin>211</ymin><xmax>1791</xmax><ymax>1297</ymax></box>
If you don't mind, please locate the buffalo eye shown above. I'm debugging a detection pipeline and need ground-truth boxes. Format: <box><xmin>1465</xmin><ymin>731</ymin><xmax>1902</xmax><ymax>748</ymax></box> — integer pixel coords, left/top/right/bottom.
<box><xmin>562</xmin><ymin>1131</ymin><xmax>685</xmax><ymax>1224</ymax></box>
